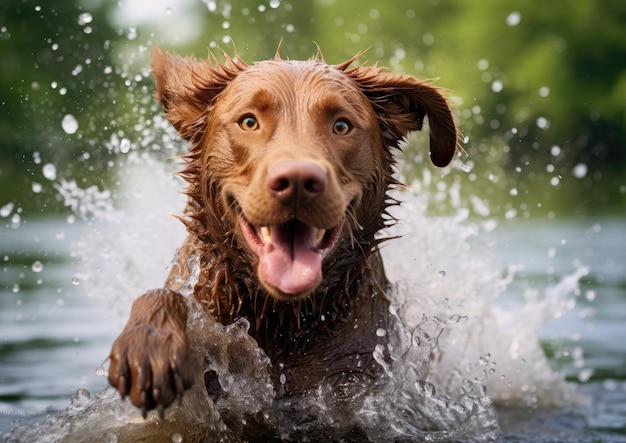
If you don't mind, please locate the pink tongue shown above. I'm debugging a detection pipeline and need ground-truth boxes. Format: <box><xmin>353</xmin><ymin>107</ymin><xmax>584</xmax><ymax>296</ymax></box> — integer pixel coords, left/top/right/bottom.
<box><xmin>258</xmin><ymin>224</ymin><xmax>322</xmax><ymax>295</ymax></box>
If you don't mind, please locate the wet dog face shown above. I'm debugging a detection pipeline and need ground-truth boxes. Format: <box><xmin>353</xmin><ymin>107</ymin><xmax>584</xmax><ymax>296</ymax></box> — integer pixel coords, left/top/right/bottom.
<box><xmin>152</xmin><ymin>48</ymin><xmax>457</xmax><ymax>302</ymax></box>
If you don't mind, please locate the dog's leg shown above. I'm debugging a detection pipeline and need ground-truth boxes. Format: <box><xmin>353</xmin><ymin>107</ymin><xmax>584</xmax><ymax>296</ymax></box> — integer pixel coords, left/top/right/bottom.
<box><xmin>108</xmin><ymin>289</ymin><xmax>192</xmax><ymax>417</ymax></box>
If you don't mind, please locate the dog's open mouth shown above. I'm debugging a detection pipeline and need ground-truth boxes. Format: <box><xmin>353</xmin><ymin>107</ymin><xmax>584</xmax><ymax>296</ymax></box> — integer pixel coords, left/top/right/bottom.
<box><xmin>239</xmin><ymin>215</ymin><xmax>344</xmax><ymax>298</ymax></box>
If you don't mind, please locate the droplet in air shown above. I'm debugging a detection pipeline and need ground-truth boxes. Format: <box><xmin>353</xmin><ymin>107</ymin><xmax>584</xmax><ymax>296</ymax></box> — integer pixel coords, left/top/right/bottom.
<box><xmin>376</xmin><ymin>328</ymin><xmax>386</xmax><ymax>337</ymax></box>
<box><xmin>0</xmin><ymin>202</ymin><xmax>14</xmax><ymax>217</ymax></box>
<box><xmin>491</xmin><ymin>80</ymin><xmax>503</xmax><ymax>93</ymax></box>
<box><xmin>170</xmin><ymin>433</ymin><xmax>183</xmax><ymax>443</ymax></box>
<box><xmin>119</xmin><ymin>138</ymin><xmax>131</xmax><ymax>154</ymax></box>
<box><xmin>78</xmin><ymin>12</ymin><xmax>93</xmax><ymax>26</ymax></box>
<box><xmin>572</xmin><ymin>163</ymin><xmax>588</xmax><ymax>179</ymax></box>
<box><xmin>42</xmin><ymin>163</ymin><xmax>57</xmax><ymax>180</ymax></box>
<box><xmin>506</xmin><ymin>11</ymin><xmax>521</xmax><ymax>26</ymax></box>
<box><xmin>437</xmin><ymin>270</ymin><xmax>447</xmax><ymax>278</ymax></box>
<box><xmin>32</xmin><ymin>261</ymin><xmax>43</xmax><ymax>272</ymax></box>
<box><xmin>536</xmin><ymin>117</ymin><xmax>549</xmax><ymax>129</ymax></box>
<box><xmin>71</xmin><ymin>277</ymin><xmax>80</xmax><ymax>285</ymax></box>
<box><xmin>62</xmin><ymin>114</ymin><xmax>79</xmax><ymax>134</ymax></box>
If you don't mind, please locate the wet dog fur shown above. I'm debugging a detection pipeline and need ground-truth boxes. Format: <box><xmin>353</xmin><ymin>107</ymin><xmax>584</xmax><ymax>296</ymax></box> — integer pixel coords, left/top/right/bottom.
<box><xmin>107</xmin><ymin>46</ymin><xmax>458</xmax><ymax>416</ymax></box>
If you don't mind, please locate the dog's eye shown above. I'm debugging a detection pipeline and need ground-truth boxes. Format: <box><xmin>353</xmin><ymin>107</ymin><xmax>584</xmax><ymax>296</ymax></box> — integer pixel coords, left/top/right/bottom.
<box><xmin>239</xmin><ymin>115</ymin><xmax>259</xmax><ymax>131</ymax></box>
<box><xmin>333</xmin><ymin>119</ymin><xmax>351</xmax><ymax>135</ymax></box>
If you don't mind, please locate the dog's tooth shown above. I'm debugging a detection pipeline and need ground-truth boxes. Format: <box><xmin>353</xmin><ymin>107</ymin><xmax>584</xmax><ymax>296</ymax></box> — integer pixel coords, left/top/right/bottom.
<box><xmin>260</xmin><ymin>226</ymin><xmax>271</xmax><ymax>243</ymax></box>
<box><xmin>314</xmin><ymin>228</ymin><xmax>325</xmax><ymax>244</ymax></box>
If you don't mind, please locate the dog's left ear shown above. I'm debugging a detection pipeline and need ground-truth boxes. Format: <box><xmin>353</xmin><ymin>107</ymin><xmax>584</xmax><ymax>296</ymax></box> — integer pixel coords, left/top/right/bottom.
<box><xmin>342</xmin><ymin>64</ymin><xmax>458</xmax><ymax>167</ymax></box>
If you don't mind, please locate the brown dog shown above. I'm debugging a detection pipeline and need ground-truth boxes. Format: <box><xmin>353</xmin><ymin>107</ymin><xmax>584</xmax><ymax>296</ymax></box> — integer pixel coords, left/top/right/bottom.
<box><xmin>107</xmin><ymin>46</ymin><xmax>457</xmax><ymax>416</ymax></box>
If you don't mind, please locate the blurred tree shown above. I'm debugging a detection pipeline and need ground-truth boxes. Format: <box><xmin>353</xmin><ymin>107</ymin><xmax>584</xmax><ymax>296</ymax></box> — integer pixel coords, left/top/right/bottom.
<box><xmin>426</xmin><ymin>0</ymin><xmax>626</xmax><ymax>214</ymax></box>
<box><xmin>1</xmin><ymin>0</ymin><xmax>624</xmax><ymax>217</ymax></box>
<box><xmin>0</xmin><ymin>0</ymin><xmax>143</xmax><ymax>214</ymax></box>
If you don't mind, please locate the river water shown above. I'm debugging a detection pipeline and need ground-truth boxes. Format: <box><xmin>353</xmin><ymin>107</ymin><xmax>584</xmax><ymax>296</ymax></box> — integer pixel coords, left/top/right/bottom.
<box><xmin>1</xmin><ymin>168</ymin><xmax>625</xmax><ymax>441</ymax></box>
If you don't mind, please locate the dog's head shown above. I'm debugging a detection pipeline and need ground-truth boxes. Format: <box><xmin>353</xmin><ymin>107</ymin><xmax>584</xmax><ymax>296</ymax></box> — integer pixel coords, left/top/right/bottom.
<box><xmin>153</xmin><ymin>47</ymin><xmax>457</xmax><ymax>302</ymax></box>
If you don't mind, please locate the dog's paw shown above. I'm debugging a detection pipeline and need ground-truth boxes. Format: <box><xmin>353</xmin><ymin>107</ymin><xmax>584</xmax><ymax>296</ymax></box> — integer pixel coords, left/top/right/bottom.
<box><xmin>107</xmin><ymin>290</ymin><xmax>192</xmax><ymax>417</ymax></box>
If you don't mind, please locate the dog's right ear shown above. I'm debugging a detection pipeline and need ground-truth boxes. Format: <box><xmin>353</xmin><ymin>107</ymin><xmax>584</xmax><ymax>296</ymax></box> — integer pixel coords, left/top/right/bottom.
<box><xmin>152</xmin><ymin>47</ymin><xmax>247</xmax><ymax>143</ymax></box>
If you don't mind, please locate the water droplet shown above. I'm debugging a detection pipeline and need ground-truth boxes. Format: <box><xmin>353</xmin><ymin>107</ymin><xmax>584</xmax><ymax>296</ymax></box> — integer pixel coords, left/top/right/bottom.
<box><xmin>269</xmin><ymin>0</ymin><xmax>280</xmax><ymax>8</ymax></box>
<box><xmin>536</xmin><ymin>116</ymin><xmax>550</xmax><ymax>129</ymax></box>
<box><xmin>71</xmin><ymin>388</ymin><xmax>91</xmax><ymax>404</ymax></box>
<box><xmin>376</xmin><ymin>328</ymin><xmax>386</xmax><ymax>337</ymax></box>
<box><xmin>12</xmin><ymin>283</ymin><xmax>20</xmax><ymax>293</ymax></box>
<box><xmin>32</xmin><ymin>261</ymin><xmax>43</xmax><ymax>272</ymax></box>
<box><xmin>62</xmin><ymin>114</ymin><xmax>79</xmax><ymax>134</ymax></box>
<box><xmin>170</xmin><ymin>433</ymin><xmax>182</xmax><ymax>443</ymax></box>
<box><xmin>42</xmin><ymin>163</ymin><xmax>57</xmax><ymax>180</ymax></box>
<box><xmin>31</xmin><ymin>182</ymin><xmax>42</xmax><ymax>193</ymax></box>
<box><xmin>105</xmin><ymin>431</ymin><xmax>118</xmax><ymax>443</ymax></box>
<box><xmin>119</xmin><ymin>138</ymin><xmax>131</xmax><ymax>154</ymax></box>
<box><xmin>279</xmin><ymin>373</ymin><xmax>286</xmax><ymax>385</ymax></box>
<box><xmin>572</xmin><ymin>163</ymin><xmax>588</xmax><ymax>179</ymax></box>
<box><xmin>578</xmin><ymin>368</ymin><xmax>593</xmax><ymax>383</ymax></box>
<box><xmin>437</xmin><ymin>270</ymin><xmax>447</xmax><ymax>278</ymax></box>
<box><xmin>585</xmin><ymin>290</ymin><xmax>596</xmax><ymax>302</ymax></box>
<box><xmin>506</xmin><ymin>11</ymin><xmax>521</xmax><ymax>26</ymax></box>
<box><xmin>491</xmin><ymin>80</ymin><xmax>503</xmax><ymax>93</ymax></box>
<box><xmin>539</xmin><ymin>86</ymin><xmax>550</xmax><ymax>97</ymax></box>
<box><xmin>71</xmin><ymin>277</ymin><xmax>80</xmax><ymax>285</ymax></box>
<box><xmin>78</xmin><ymin>12</ymin><xmax>93</xmax><ymax>25</ymax></box>
<box><xmin>479</xmin><ymin>353</ymin><xmax>491</xmax><ymax>366</ymax></box>
<box><xmin>10</xmin><ymin>213</ymin><xmax>21</xmax><ymax>227</ymax></box>
<box><xmin>0</xmin><ymin>202</ymin><xmax>14</xmax><ymax>217</ymax></box>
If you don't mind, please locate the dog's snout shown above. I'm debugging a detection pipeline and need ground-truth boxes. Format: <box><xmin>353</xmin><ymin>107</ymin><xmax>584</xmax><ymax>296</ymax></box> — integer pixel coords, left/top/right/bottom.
<box><xmin>267</xmin><ymin>160</ymin><xmax>327</xmax><ymax>207</ymax></box>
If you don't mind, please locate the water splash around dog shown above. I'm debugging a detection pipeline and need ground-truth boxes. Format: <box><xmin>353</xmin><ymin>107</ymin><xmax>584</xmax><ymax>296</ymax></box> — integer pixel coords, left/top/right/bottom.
<box><xmin>4</xmin><ymin>139</ymin><xmax>588</xmax><ymax>442</ymax></box>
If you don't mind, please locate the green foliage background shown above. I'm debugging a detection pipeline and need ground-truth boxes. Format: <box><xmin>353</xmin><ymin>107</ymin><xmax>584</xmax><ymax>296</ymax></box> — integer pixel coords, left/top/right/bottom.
<box><xmin>1</xmin><ymin>0</ymin><xmax>624</xmax><ymax>218</ymax></box>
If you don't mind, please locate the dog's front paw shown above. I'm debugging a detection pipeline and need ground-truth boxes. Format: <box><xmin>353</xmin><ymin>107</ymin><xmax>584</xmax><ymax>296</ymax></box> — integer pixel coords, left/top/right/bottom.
<box><xmin>107</xmin><ymin>289</ymin><xmax>192</xmax><ymax>417</ymax></box>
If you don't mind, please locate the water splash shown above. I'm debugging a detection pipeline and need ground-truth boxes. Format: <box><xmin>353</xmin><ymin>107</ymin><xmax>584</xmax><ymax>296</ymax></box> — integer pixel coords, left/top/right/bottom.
<box><xmin>6</xmin><ymin>150</ymin><xmax>588</xmax><ymax>442</ymax></box>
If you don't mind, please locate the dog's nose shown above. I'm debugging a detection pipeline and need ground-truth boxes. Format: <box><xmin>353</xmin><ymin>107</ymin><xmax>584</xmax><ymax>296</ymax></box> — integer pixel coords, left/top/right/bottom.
<box><xmin>267</xmin><ymin>160</ymin><xmax>327</xmax><ymax>207</ymax></box>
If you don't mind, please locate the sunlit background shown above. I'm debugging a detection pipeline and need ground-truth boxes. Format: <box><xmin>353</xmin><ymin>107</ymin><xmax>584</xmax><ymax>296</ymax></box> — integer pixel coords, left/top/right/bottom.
<box><xmin>1</xmin><ymin>0</ymin><xmax>625</xmax><ymax>441</ymax></box>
